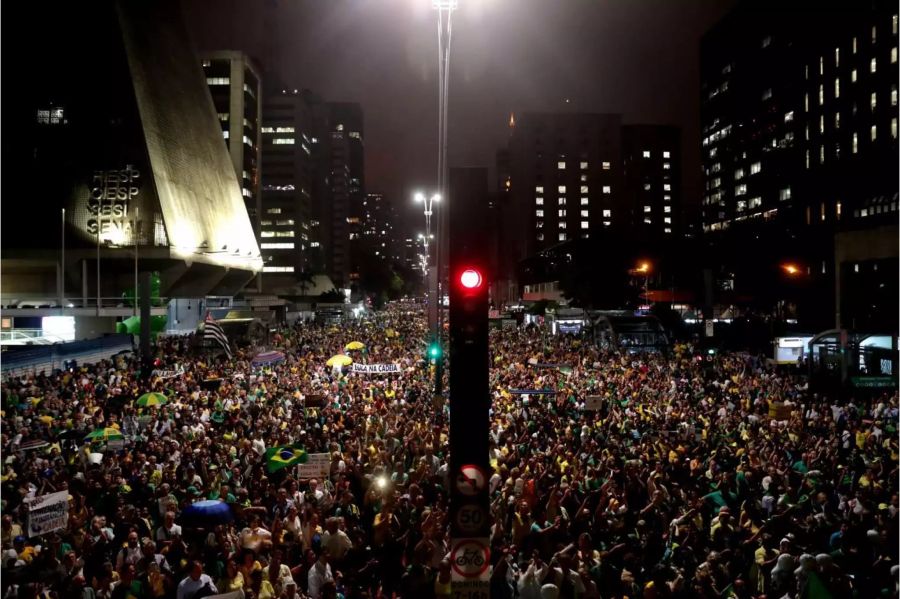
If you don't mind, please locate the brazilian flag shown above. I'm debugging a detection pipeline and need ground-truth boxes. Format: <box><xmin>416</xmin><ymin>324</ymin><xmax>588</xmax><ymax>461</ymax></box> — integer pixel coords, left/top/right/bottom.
<box><xmin>265</xmin><ymin>443</ymin><xmax>309</xmax><ymax>473</ymax></box>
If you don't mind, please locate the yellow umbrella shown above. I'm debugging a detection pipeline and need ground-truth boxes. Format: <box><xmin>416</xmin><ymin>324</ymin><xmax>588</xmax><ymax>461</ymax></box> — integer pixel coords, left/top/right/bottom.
<box><xmin>344</xmin><ymin>341</ymin><xmax>366</xmax><ymax>351</ymax></box>
<box><xmin>326</xmin><ymin>354</ymin><xmax>353</xmax><ymax>367</ymax></box>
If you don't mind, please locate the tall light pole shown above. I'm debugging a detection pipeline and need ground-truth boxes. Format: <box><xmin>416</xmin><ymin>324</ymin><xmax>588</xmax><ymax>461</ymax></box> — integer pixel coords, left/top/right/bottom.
<box><xmin>433</xmin><ymin>0</ymin><xmax>456</xmax><ymax>345</ymax></box>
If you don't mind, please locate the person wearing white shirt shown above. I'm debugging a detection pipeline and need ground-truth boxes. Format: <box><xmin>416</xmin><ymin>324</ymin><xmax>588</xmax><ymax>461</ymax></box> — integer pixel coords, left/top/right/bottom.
<box><xmin>320</xmin><ymin>518</ymin><xmax>353</xmax><ymax>561</ymax></box>
<box><xmin>177</xmin><ymin>561</ymin><xmax>217</xmax><ymax>599</ymax></box>
<box><xmin>306</xmin><ymin>551</ymin><xmax>333</xmax><ymax>599</ymax></box>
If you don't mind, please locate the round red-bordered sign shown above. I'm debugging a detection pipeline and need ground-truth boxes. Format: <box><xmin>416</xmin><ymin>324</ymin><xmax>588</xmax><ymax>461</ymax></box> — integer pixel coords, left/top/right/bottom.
<box><xmin>456</xmin><ymin>464</ymin><xmax>486</xmax><ymax>496</ymax></box>
<box><xmin>450</xmin><ymin>539</ymin><xmax>490</xmax><ymax>579</ymax></box>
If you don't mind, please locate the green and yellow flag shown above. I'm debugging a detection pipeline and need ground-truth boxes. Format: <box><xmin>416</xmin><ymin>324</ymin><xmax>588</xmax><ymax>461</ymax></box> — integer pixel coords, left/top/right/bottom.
<box><xmin>264</xmin><ymin>443</ymin><xmax>309</xmax><ymax>473</ymax></box>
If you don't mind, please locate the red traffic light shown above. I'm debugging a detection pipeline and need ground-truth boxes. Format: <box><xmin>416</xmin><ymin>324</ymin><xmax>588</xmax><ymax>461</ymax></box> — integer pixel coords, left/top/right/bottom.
<box><xmin>459</xmin><ymin>268</ymin><xmax>483</xmax><ymax>289</ymax></box>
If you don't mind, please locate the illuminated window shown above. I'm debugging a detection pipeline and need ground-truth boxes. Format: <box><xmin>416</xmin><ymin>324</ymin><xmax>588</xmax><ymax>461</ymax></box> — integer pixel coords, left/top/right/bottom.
<box><xmin>643</xmin><ymin>205</ymin><xmax>651</xmax><ymax>213</ymax></box>
<box><xmin>535</xmin><ymin>186</ymin><xmax>544</xmax><ymax>193</ymax></box>
<box><xmin>664</xmin><ymin>195</ymin><xmax>671</xmax><ymax>202</ymax></box>
<box><xmin>537</xmin><ymin>233</ymin><xmax>544</xmax><ymax>241</ymax></box>
<box><xmin>580</xmin><ymin>221</ymin><xmax>589</xmax><ymax>229</ymax></box>
<box><xmin>834</xmin><ymin>78</ymin><xmax>840</xmax><ymax>98</ymax></box>
<box><xmin>784</xmin><ymin>111</ymin><xmax>794</xmax><ymax>123</ymax></box>
<box><xmin>275</xmin><ymin>231</ymin><xmax>294</xmax><ymax>238</ymax></box>
<box><xmin>602</xmin><ymin>185</ymin><xmax>611</xmax><ymax>194</ymax></box>
<box><xmin>580</xmin><ymin>161</ymin><xmax>588</xmax><ymax>169</ymax></box>
<box><xmin>580</xmin><ymin>185</ymin><xmax>589</xmax><ymax>194</ymax></box>
<box><xmin>664</xmin><ymin>228</ymin><xmax>672</xmax><ymax>233</ymax></box>
<box><xmin>851</xmin><ymin>69</ymin><xmax>857</xmax><ymax>82</ymax></box>
<box><xmin>602</xmin><ymin>209</ymin><xmax>611</xmax><ymax>218</ymax></box>
<box><xmin>663</xmin><ymin>162</ymin><xmax>671</xmax><ymax>170</ymax></box>
<box><xmin>580</xmin><ymin>197</ymin><xmax>589</xmax><ymax>206</ymax></box>
<box><xmin>735</xmin><ymin>168</ymin><xmax>745</xmax><ymax>180</ymax></box>
<box><xmin>818</xmin><ymin>84</ymin><xmax>824</xmax><ymax>105</ymax></box>
<box><xmin>750</xmin><ymin>161</ymin><xmax>761</xmax><ymax>174</ymax></box>
<box><xmin>892</xmin><ymin>118</ymin><xmax>898</xmax><ymax>139</ymax></box>
<box><xmin>558</xmin><ymin>233</ymin><xmax>567</xmax><ymax>241</ymax></box>
<box><xmin>852</xmin><ymin>132</ymin><xmax>858</xmax><ymax>153</ymax></box>
<box><xmin>261</xmin><ymin>231</ymin><xmax>276</xmax><ymax>238</ymax></box>
<box><xmin>261</xmin><ymin>243</ymin><xmax>295</xmax><ymax>249</ymax></box>
<box><xmin>819</xmin><ymin>115</ymin><xmax>825</xmax><ymax>134</ymax></box>
<box><xmin>735</xmin><ymin>184</ymin><xmax>747</xmax><ymax>196</ymax></box>
<box><xmin>892</xmin><ymin>48</ymin><xmax>898</xmax><ymax>64</ymax></box>
<box><xmin>762</xmin><ymin>88</ymin><xmax>773</xmax><ymax>101</ymax></box>
<box><xmin>559</xmin><ymin>197</ymin><xmax>567</xmax><ymax>206</ymax></box>
<box><xmin>892</xmin><ymin>85</ymin><xmax>898</xmax><ymax>106</ymax></box>
<box><xmin>267</xmin><ymin>207</ymin><xmax>282</xmax><ymax>214</ymax></box>
<box><xmin>664</xmin><ymin>217</ymin><xmax>672</xmax><ymax>224</ymax></box>
<box><xmin>853</xmin><ymin>36</ymin><xmax>858</xmax><ymax>53</ymax></box>
<box><xmin>663</xmin><ymin>183</ymin><xmax>671</xmax><ymax>191</ymax></box>
<box><xmin>558</xmin><ymin>209</ymin><xmax>567</xmax><ymax>218</ymax></box>
<box><xmin>819</xmin><ymin>145</ymin><xmax>825</xmax><ymax>164</ymax></box>
<box><xmin>872</xmin><ymin>24</ymin><xmax>877</xmax><ymax>43</ymax></box>
<box><xmin>663</xmin><ymin>151</ymin><xmax>671</xmax><ymax>159</ymax></box>
<box><xmin>836</xmin><ymin>201</ymin><xmax>842</xmax><ymax>219</ymax></box>
<box><xmin>870</xmin><ymin>57</ymin><xmax>877</xmax><ymax>73</ymax></box>
<box><xmin>819</xmin><ymin>56</ymin><xmax>824</xmax><ymax>74</ymax></box>
<box><xmin>580</xmin><ymin>209</ymin><xmax>589</xmax><ymax>217</ymax></box>
<box><xmin>558</xmin><ymin>185</ymin><xmax>566</xmax><ymax>193</ymax></box>
<box><xmin>603</xmin><ymin>221</ymin><xmax>611</xmax><ymax>227</ymax></box>
<box><xmin>536</xmin><ymin>220</ymin><xmax>544</xmax><ymax>229</ymax></box>
<box><xmin>536</xmin><ymin>197</ymin><xmax>544</xmax><ymax>205</ymax></box>
<box><xmin>779</xmin><ymin>187</ymin><xmax>791</xmax><ymax>201</ymax></box>
<box><xmin>557</xmin><ymin>161</ymin><xmax>566</xmax><ymax>170</ymax></box>
<box><xmin>643</xmin><ymin>183</ymin><xmax>651</xmax><ymax>191</ymax></box>
<box><xmin>894</xmin><ymin>14</ymin><xmax>898</xmax><ymax>35</ymax></box>
<box><xmin>222</xmin><ymin>131</ymin><xmax>229</xmax><ymax>139</ymax></box>
<box><xmin>664</xmin><ymin>206</ymin><xmax>671</xmax><ymax>213</ymax></box>
<box><xmin>642</xmin><ymin>150</ymin><xmax>651</xmax><ymax>158</ymax></box>
<box><xmin>871</xmin><ymin>124</ymin><xmax>877</xmax><ymax>141</ymax></box>
<box><xmin>804</xmin><ymin>94</ymin><xmax>809</xmax><ymax>112</ymax></box>
<box><xmin>835</xmin><ymin>47</ymin><xmax>840</xmax><ymax>67</ymax></box>
<box><xmin>835</xmin><ymin>112</ymin><xmax>841</xmax><ymax>129</ymax></box>
<box><xmin>601</xmin><ymin>161</ymin><xmax>611</xmax><ymax>170</ymax></box>
<box><xmin>643</xmin><ymin>218</ymin><xmax>652</xmax><ymax>224</ymax></box>
<box><xmin>273</xmin><ymin>138</ymin><xmax>295</xmax><ymax>145</ymax></box>
<box><xmin>536</xmin><ymin>209</ymin><xmax>544</xmax><ymax>217</ymax></box>
<box><xmin>206</xmin><ymin>77</ymin><xmax>230</xmax><ymax>85</ymax></box>
<box><xmin>263</xmin><ymin>266</ymin><xmax>295</xmax><ymax>273</ymax></box>
<box><xmin>558</xmin><ymin>221</ymin><xmax>566</xmax><ymax>229</ymax></box>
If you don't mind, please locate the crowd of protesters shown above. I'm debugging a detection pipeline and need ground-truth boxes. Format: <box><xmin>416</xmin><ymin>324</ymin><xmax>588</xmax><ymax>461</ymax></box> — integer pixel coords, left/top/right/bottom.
<box><xmin>1</xmin><ymin>303</ymin><xmax>897</xmax><ymax>599</ymax></box>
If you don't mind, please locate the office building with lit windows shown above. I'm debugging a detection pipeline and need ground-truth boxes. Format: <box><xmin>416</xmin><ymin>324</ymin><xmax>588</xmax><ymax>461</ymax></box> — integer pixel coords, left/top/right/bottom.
<box><xmin>255</xmin><ymin>89</ymin><xmax>326</xmax><ymax>291</ymax></box>
<box><xmin>621</xmin><ymin>125</ymin><xmax>682</xmax><ymax>239</ymax></box>
<box><xmin>497</xmin><ymin>113</ymin><xmax>683</xmax><ymax>299</ymax></box>
<box><xmin>325</xmin><ymin>103</ymin><xmax>365</xmax><ymax>287</ymax></box>
<box><xmin>201</xmin><ymin>51</ymin><xmax>263</xmax><ymax>238</ymax></box>
<box><xmin>700</xmin><ymin>0</ymin><xmax>898</xmax><ymax>330</ymax></box>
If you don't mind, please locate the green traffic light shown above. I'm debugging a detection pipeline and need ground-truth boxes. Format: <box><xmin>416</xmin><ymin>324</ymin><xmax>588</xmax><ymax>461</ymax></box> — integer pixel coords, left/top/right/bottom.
<box><xmin>428</xmin><ymin>343</ymin><xmax>442</xmax><ymax>360</ymax></box>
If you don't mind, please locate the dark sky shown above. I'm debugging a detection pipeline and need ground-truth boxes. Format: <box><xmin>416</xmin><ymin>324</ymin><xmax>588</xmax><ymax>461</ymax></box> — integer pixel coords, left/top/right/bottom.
<box><xmin>183</xmin><ymin>0</ymin><xmax>735</xmax><ymax>229</ymax></box>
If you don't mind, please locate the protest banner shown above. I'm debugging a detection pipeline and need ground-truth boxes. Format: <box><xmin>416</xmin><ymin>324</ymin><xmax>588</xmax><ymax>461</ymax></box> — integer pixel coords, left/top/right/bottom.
<box><xmin>27</xmin><ymin>491</ymin><xmax>69</xmax><ymax>537</ymax></box>
<box><xmin>584</xmin><ymin>396</ymin><xmax>604</xmax><ymax>411</ymax></box>
<box><xmin>350</xmin><ymin>363</ymin><xmax>401</xmax><ymax>374</ymax></box>
<box><xmin>297</xmin><ymin>453</ymin><xmax>330</xmax><ymax>479</ymax></box>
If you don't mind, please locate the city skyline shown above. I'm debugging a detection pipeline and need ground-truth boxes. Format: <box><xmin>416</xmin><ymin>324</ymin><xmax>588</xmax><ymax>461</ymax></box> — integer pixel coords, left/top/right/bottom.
<box><xmin>182</xmin><ymin>0</ymin><xmax>735</xmax><ymax>227</ymax></box>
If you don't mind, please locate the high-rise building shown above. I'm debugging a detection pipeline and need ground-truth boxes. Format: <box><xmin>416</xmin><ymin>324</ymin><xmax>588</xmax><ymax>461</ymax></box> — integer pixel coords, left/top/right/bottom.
<box><xmin>498</xmin><ymin>113</ymin><xmax>683</xmax><ymax>301</ymax></box>
<box><xmin>700</xmin><ymin>1</ymin><xmax>898</xmax><ymax>329</ymax></box>
<box><xmin>360</xmin><ymin>193</ymin><xmax>398</xmax><ymax>262</ymax></box>
<box><xmin>200</xmin><ymin>51</ymin><xmax>263</xmax><ymax>237</ymax></box>
<box><xmin>326</xmin><ymin>103</ymin><xmax>365</xmax><ymax>287</ymax></box>
<box><xmin>621</xmin><ymin>125</ymin><xmax>681</xmax><ymax>239</ymax></box>
<box><xmin>503</xmin><ymin>113</ymin><xmax>625</xmax><ymax>262</ymax></box>
<box><xmin>257</xmin><ymin>89</ymin><xmax>325</xmax><ymax>288</ymax></box>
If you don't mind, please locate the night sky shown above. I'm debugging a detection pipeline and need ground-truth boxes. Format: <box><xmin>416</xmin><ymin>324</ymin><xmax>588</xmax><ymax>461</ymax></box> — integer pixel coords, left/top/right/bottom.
<box><xmin>183</xmin><ymin>0</ymin><xmax>735</xmax><ymax>230</ymax></box>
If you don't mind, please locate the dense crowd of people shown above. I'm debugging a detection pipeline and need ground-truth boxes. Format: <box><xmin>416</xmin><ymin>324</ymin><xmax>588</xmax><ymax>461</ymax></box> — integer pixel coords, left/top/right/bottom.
<box><xmin>1</xmin><ymin>304</ymin><xmax>897</xmax><ymax>599</ymax></box>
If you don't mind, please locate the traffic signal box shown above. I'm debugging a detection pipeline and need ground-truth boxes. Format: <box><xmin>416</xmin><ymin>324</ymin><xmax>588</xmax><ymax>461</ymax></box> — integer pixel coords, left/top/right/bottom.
<box><xmin>448</xmin><ymin>171</ymin><xmax>492</xmax><ymax>593</ymax></box>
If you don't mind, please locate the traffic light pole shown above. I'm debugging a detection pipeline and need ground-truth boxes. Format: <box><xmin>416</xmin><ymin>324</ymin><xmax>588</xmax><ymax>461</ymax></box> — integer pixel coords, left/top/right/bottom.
<box><xmin>448</xmin><ymin>173</ymin><xmax>491</xmax><ymax>596</ymax></box>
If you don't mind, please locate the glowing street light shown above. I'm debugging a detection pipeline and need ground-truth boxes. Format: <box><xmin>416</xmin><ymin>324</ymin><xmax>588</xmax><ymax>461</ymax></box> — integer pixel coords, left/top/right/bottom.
<box><xmin>782</xmin><ymin>263</ymin><xmax>800</xmax><ymax>275</ymax></box>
